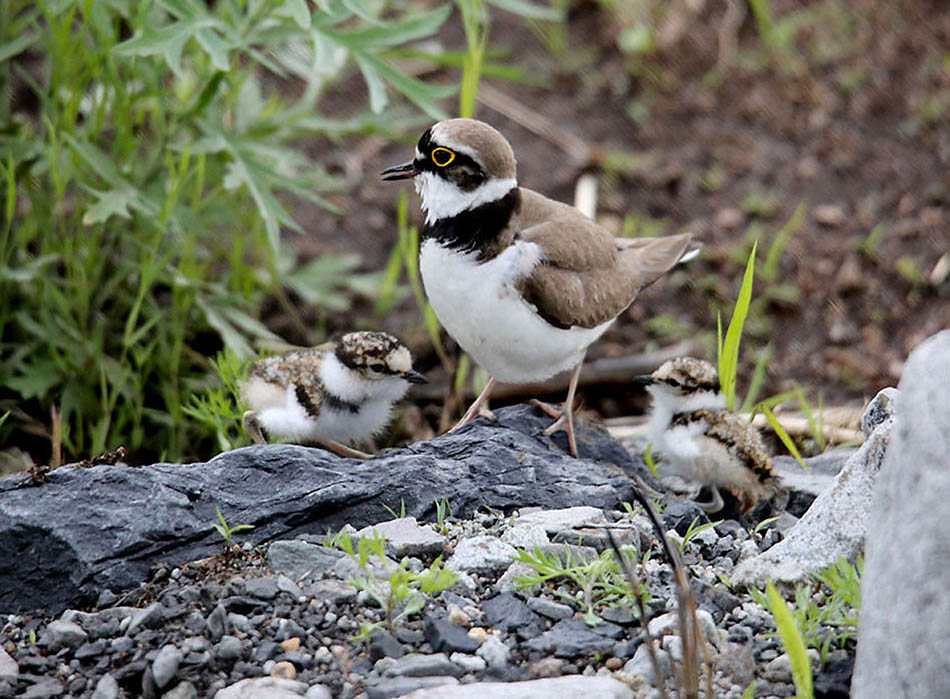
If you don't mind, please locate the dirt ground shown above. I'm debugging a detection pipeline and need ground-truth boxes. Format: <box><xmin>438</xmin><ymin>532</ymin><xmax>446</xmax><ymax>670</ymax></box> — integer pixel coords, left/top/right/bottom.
<box><xmin>283</xmin><ymin>0</ymin><xmax>949</xmax><ymax>433</ymax></box>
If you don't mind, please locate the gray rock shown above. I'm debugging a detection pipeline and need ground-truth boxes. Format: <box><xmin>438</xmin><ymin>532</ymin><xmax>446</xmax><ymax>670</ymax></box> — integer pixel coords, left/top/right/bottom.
<box><xmin>206</xmin><ymin>604</ymin><xmax>228</xmax><ymax>641</ymax></box>
<box><xmin>861</xmin><ymin>386</ymin><xmax>898</xmax><ymax>438</ymax></box>
<box><xmin>385</xmin><ymin>653</ymin><xmax>464</xmax><ymax>678</ymax></box>
<box><xmin>243</xmin><ymin>576</ymin><xmax>279</xmax><ymax>600</ymax></box>
<box><xmin>0</xmin><ymin>406</ymin><xmax>637</xmax><ymax>614</ymax></box>
<box><xmin>0</xmin><ymin>648</ymin><xmax>16</xmax><ymax>679</ymax></box>
<box><xmin>44</xmin><ymin>620</ymin><xmax>87</xmax><ymax>649</ymax></box>
<box><xmin>355</xmin><ymin>517</ymin><xmax>447</xmax><ymax>558</ymax></box>
<box><xmin>151</xmin><ymin>644</ymin><xmax>182</xmax><ymax>689</ymax></box>
<box><xmin>500</xmin><ymin>524</ymin><xmax>549</xmax><ymax>549</ymax></box>
<box><xmin>661</xmin><ymin>501</ymin><xmax>708</xmax><ymax>536</ymax></box>
<box><xmin>481</xmin><ymin>593</ymin><xmax>544</xmax><ymax>639</ymax></box>
<box><xmin>267</xmin><ymin>541</ymin><xmax>345</xmax><ymax>585</ymax></box>
<box><xmin>126</xmin><ymin>603</ymin><xmax>163</xmax><ymax>634</ymax></box>
<box><xmin>90</xmin><ymin>674</ymin><xmax>119</xmax><ymax>699</ymax></box>
<box><xmin>524</xmin><ymin>618</ymin><xmax>623</xmax><ymax>659</ymax></box>
<box><xmin>623</xmin><ymin>643</ymin><xmax>673</xmax><ymax>685</ymax></box>
<box><xmin>476</xmin><ymin>637</ymin><xmax>510</xmax><ymax>671</ymax></box>
<box><xmin>763</xmin><ymin>650</ymin><xmax>821</xmax><ymax>683</ymax></box>
<box><xmin>647</xmin><ymin>609</ymin><xmax>721</xmax><ymax>650</ymax></box>
<box><xmin>214</xmin><ymin>677</ymin><xmax>308</xmax><ymax>698</ymax></box>
<box><xmin>733</xmin><ymin>387</ymin><xmax>897</xmax><ymax>587</ymax></box>
<box><xmin>307</xmin><ymin>579</ymin><xmax>357</xmax><ymax>605</ymax></box>
<box><xmin>853</xmin><ymin>332</ymin><xmax>950</xmax><ymax>698</ymax></box>
<box><xmin>215</xmin><ymin>635</ymin><xmax>243</xmax><ymax>661</ymax></box>
<box><xmin>366</xmin><ymin>676</ymin><xmax>459</xmax><ymax>699</ymax></box>
<box><xmin>447</xmin><ymin>536</ymin><xmax>517</xmax><ymax>575</ymax></box>
<box><xmin>276</xmin><ymin>574</ymin><xmax>303</xmax><ymax>599</ymax></box>
<box><xmin>21</xmin><ymin>678</ymin><xmax>64</xmax><ymax>699</ymax></box>
<box><xmin>771</xmin><ymin>450</ymin><xmax>854</xmax><ymax>501</ymax></box>
<box><xmin>399</xmin><ymin>676</ymin><xmax>635</xmax><ymax>698</ymax></box>
<box><xmin>162</xmin><ymin>681</ymin><xmax>198</xmax><ymax>699</ymax></box>
<box><xmin>424</xmin><ymin>617</ymin><xmax>480</xmax><ymax>654</ymax></box>
<box><xmin>304</xmin><ymin>686</ymin><xmax>332</xmax><ymax>699</ymax></box>
<box><xmin>512</xmin><ymin>507</ymin><xmax>607</xmax><ymax>534</ymax></box>
<box><xmin>526</xmin><ymin>597</ymin><xmax>573</xmax><ymax>620</ymax></box>
<box><xmin>449</xmin><ymin>652</ymin><xmax>487</xmax><ymax>673</ymax></box>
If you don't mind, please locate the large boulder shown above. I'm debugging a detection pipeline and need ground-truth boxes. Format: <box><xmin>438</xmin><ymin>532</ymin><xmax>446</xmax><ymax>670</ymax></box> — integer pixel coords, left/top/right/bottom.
<box><xmin>852</xmin><ymin>331</ymin><xmax>950</xmax><ymax>697</ymax></box>
<box><xmin>0</xmin><ymin>405</ymin><xmax>644</xmax><ymax>614</ymax></box>
<box><xmin>732</xmin><ymin>387</ymin><xmax>895</xmax><ymax>587</ymax></box>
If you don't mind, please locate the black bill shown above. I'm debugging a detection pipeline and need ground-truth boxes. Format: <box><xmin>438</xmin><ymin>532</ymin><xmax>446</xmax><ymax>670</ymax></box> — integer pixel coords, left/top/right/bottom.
<box><xmin>381</xmin><ymin>161</ymin><xmax>418</xmax><ymax>181</ymax></box>
<box><xmin>403</xmin><ymin>369</ymin><xmax>428</xmax><ymax>384</ymax></box>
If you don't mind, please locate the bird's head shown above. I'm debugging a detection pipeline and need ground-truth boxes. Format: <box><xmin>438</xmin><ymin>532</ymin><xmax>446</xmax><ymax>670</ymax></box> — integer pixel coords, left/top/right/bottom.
<box><xmin>382</xmin><ymin>118</ymin><xmax>518</xmax><ymax>224</ymax></box>
<box><xmin>335</xmin><ymin>332</ymin><xmax>427</xmax><ymax>387</ymax></box>
<box><xmin>636</xmin><ymin>357</ymin><xmax>725</xmax><ymax>411</ymax></box>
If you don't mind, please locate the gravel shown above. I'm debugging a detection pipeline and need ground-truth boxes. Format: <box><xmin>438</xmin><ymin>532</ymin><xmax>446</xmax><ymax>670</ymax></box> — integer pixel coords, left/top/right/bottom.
<box><xmin>0</xmin><ymin>397</ymin><xmax>886</xmax><ymax>699</ymax></box>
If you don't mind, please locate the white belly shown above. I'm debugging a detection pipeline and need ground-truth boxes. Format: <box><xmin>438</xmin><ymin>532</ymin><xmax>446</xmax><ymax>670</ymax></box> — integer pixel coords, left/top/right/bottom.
<box><xmin>419</xmin><ymin>239</ymin><xmax>611</xmax><ymax>383</ymax></box>
<box><xmin>257</xmin><ymin>386</ymin><xmax>394</xmax><ymax>445</ymax></box>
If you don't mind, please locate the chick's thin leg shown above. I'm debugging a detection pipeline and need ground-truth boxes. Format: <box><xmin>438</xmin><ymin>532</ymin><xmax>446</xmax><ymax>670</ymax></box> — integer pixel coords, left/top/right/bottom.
<box><xmin>448</xmin><ymin>377</ymin><xmax>497</xmax><ymax>433</ymax></box>
<box><xmin>695</xmin><ymin>485</ymin><xmax>725</xmax><ymax>514</ymax></box>
<box><xmin>530</xmin><ymin>357</ymin><xmax>584</xmax><ymax>458</ymax></box>
<box><xmin>243</xmin><ymin>411</ymin><xmax>267</xmax><ymax>445</ymax></box>
<box><xmin>316</xmin><ymin>440</ymin><xmax>373</xmax><ymax>460</ymax></box>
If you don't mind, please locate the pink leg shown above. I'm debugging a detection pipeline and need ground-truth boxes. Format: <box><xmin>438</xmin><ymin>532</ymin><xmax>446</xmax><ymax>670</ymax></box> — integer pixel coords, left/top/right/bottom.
<box><xmin>530</xmin><ymin>358</ymin><xmax>584</xmax><ymax>457</ymax></box>
<box><xmin>448</xmin><ymin>377</ymin><xmax>497</xmax><ymax>433</ymax></box>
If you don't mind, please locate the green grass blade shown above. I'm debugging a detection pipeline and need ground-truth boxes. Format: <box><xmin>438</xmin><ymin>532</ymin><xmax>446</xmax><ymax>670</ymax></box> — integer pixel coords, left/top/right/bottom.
<box><xmin>764</xmin><ymin>581</ymin><xmax>814</xmax><ymax>699</ymax></box>
<box><xmin>719</xmin><ymin>240</ymin><xmax>757</xmax><ymax>410</ymax></box>
<box><xmin>762</xmin><ymin>406</ymin><xmax>809</xmax><ymax>471</ymax></box>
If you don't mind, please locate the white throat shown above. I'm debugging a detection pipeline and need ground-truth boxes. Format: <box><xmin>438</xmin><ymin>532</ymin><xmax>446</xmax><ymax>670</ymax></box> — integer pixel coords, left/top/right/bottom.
<box><xmin>414</xmin><ymin>172</ymin><xmax>517</xmax><ymax>225</ymax></box>
<box><xmin>318</xmin><ymin>353</ymin><xmax>410</xmax><ymax>406</ymax></box>
<box><xmin>645</xmin><ymin>387</ymin><xmax>726</xmax><ymax>442</ymax></box>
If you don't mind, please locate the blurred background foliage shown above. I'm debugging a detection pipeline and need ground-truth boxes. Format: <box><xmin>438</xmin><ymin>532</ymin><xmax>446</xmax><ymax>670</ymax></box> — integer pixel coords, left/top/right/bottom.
<box><xmin>0</xmin><ymin>0</ymin><xmax>947</xmax><ymax>468</ymax></box>
<box><xmin>0</xmin><ymin>0</ymin><xmax>555</xmax><ymax>466</ymax></box>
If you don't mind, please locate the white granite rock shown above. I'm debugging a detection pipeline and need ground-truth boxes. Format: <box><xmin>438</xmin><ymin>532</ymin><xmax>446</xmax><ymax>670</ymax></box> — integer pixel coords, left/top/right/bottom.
<box><xmin>733</xmin><ymin>386</ymin><xmax>897</xmax><ymax>586</ymax></box>
<box><xmin>401</xmin><ymin>675</ymin><xmax>634</xmax><ymax>698</ymax></box>
<box><xmin>853</xmin><ymin>331</ymin><xmax>950</xmax><ymax>697</ymax></box>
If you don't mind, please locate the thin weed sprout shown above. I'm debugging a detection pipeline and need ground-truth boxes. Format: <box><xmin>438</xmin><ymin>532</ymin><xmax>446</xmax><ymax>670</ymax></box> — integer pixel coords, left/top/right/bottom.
<box><xmin>211</xmin><ymin>507</ymin><xmax>255</xmax><ymax>558</ymax></box>
<box><xmin>513</xmin><ymin>545</ymin><xmax>649</xmax><ymax>627</ymax></box>
<box><xmin>679</xmin><ymin>516</ymin><xmax>724</xmax><ymax>554</ymax></box>
<box><xmin>325</xmin><ymin>530</ymin><xmax>456</xmax><ymax>639</ymax></box>
<box><xmin>751</xmin><ymin>556</ymin><xmax>862</xmax><ymax>665</ymax></box>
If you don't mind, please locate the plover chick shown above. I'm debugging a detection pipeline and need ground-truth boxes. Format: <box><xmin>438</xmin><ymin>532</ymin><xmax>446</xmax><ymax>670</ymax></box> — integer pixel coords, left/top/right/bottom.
<box><xmin>240</xmin><ymin>331</ymin><xmax>427</xmax><ymax>459</ymax></box>
<box><xmin>382</xmin><ymin>118</ymin><xmax>692</xmax><ymax>456</ymax></box>
<box><xmin>638</xmin><ymin>357</ymin><xmax>780</xmax><ymax>513</ymax></box>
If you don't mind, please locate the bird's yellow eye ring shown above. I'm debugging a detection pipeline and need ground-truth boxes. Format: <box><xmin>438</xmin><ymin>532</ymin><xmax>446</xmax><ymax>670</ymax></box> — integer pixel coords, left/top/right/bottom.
<box><xmin>431</xmin><ymin>147</ymin><xmax>456</xmax><ymax>167</ymax></box>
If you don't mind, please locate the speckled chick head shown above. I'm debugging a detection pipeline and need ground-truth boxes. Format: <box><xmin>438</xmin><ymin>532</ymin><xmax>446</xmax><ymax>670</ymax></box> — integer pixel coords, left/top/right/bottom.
<box><xmin>650</xmin><ymin>357</ymin><xmax>721</xmax><ymax>395</ymax></box>
<box><xmin>335</xmin><ymin>331</ymin><xmax>414</xmax><ymax>379</ymax></box>
<box><xmin>425</xmin><ymin>119</ymin><xmax>518</xmax><ymax>182</ymax></box>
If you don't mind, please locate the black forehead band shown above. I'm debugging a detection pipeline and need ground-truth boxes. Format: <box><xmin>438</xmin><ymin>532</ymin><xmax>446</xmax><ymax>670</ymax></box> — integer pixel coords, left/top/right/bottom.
<box><xmin>415</xmin><ymin>131</ymin><xmax>484</xmax><ymax>176</ymax></box>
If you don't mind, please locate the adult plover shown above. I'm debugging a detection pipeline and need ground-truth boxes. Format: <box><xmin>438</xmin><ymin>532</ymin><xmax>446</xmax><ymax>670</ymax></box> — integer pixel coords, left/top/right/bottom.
<box><xmin>240</xmin><ymin>331</ymin><xmax>427</xmax><ymax>459</ymax></box>
<box><xmin>639</xmin><ymin>357</ymin><xmax>780</xmax><ymax>513</ymax></box>
<box><xmin>382</xmin><ymin>118</ymin><xmax>692</xmax><ymax>456</ymax></box>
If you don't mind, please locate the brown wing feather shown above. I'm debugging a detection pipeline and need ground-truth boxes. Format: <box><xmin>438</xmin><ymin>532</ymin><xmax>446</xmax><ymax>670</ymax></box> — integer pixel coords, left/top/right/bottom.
<box><xmin>516</xmin><ymin>224</ymin><xmax>691</xmax><ymax>329</ymax></box>
<box><xmin>249</xmin><ymin>349</ymin><xmax>327</xmax><ymax>418</ymax></box>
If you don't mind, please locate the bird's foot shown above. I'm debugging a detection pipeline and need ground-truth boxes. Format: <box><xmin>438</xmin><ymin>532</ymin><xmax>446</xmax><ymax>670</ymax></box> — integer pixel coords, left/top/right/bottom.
<box><xmin>695</xmin><ymin>486</ymin><xmax>725</xmax><ymax>514</ymax></box>
<box><xmin>316</xmin><ymin>440</ymin><xmax>373</xmax><ymax>460</ymax></box>
<box><xmin>242</xmin><ymin>411</ymin><xmax>267</xmax><ymax>445</ymax></box>
<box><xmin>529</xmin><ymin>399</ymin><xmax>578</xmax><ymax>458</ymax></box>
<box><xmin>447</xmin><ymin>405</ymin><xmax>496</xmax><ymax>433</ymax></box>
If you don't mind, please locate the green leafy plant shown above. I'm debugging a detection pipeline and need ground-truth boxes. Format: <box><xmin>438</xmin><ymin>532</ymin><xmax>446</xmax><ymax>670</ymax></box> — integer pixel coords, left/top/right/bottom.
<box><xmin>212</xmin><ymin>507</ymin><xmax>255</xmax><ymax>552</ymax></box>
<box><xmin>183</xmin><ymin>350</ymin><xmax>253</xmax><ymax>452</ymax></box>
<box><xmin>679</xmin><ymin>516</ymin><xmax>723</xmax><ymax>553</ymax></box>
<box><xmin>753</xmin><ymin>556</ymin><xmax>862</xmax><ymax>667</ymax></box>
<box><xmin>0</xmin><ymin>0</ymin><xmax>459</xmax><ymax>464</ymax></box>
<box><xmin>514</xmin><ymin>545</ymin><xmax>649</xmax><ymax>626</ymax></box>
<box><xmin>329</xmin><ymin>531</ymin><xmax>457</xmax><ymax>637</ymax></box>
